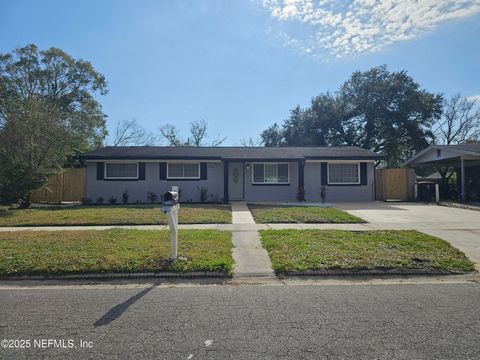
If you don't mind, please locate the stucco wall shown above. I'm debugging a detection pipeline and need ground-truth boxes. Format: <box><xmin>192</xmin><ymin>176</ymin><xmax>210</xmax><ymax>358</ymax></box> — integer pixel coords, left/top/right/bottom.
<box><xmin>86</xmin><ymin>160</ymin><xmax>375</xmax><ymax>203</ymax></box>
<box><xmin>303</xmin><ymin>162</ymin><xmax>375</xmax><ymax>202</ymax></box>
<box><xmin>86</xmin><ymin>162</ymin><xmax>224</xmax><ymax>203</ymax></box>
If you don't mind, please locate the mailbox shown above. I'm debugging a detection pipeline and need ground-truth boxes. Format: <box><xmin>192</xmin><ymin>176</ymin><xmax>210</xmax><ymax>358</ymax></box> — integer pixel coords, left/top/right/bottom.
<box><xmin>160</xmin><ymin>188</ymin><xmax>180</xmax><ymax>259</ymax></box>
<box><xmin>161</xmin><ymin>191</ymin><xmax>179</xmax><ymax>213</ymax></box>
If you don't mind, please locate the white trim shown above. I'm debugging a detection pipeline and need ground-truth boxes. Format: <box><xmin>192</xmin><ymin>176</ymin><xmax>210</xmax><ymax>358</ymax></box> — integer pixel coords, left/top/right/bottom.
<box><xmin>327</xmin><ymin>162</ymin><xmax>361</xmax><ymax>185</ymax></box>
<box><xmin>104</xmin><ymin>162</ymin><xmax>139</xmax><ymax>180</ymax></box>
<box><xmin>251</xmin><ymin>162</ymin><xmax>290</xmax><ymax>184</ymax></box>
<box><xmin>86</xmin><ymin>159</ymin><xmax>221</xmax><ymax>163</ymax></box>
<box><xmin>306</xmin><ymin>159</ymin><xmax>374</xmax><ymax>163</ymax></box>
<box><xmin>166</xmin><ymin>162</ymin><xmax>201</xmax><ymax>179</ymax></box>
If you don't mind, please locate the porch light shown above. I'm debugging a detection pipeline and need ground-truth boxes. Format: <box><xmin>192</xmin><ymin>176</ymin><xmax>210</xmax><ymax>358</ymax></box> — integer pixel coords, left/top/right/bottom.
<box><xmin>246</xmin><ymin>163</ymin><xmax>250</xmax><ymax>171</ymax></box>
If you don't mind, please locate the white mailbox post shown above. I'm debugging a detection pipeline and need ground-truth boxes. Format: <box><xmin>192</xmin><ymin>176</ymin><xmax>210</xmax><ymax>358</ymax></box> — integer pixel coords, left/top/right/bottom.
<box><xmin>161</xmin><ymin>187</ymin><xmax>180</xmax><ymax>259</ymax></box>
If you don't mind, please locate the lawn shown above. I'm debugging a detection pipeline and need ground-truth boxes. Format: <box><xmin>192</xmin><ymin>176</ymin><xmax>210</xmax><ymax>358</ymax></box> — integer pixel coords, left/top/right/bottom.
<box><xmin>0</xmin><ymin>229</ymin><xmax>233</xmax><ymax>277</ymax></box>
<box><xmin>0</xmin><ymin>204</ymin><xmax>231</xmax><ymax>226</ymax></box>
<box><xmin>260</xmin><ymin>230</ymin><xmax>475</xmax><ymax>274</ymax></box>
<box><xmin>248</xmin><ymin>204</ymin><xmax>365</xmax><ymax>223</ymax></box>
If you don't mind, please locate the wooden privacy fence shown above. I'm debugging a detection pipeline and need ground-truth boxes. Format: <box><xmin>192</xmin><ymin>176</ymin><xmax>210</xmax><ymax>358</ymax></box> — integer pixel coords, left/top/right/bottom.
<box><xmin>375</xmin><ymin>168</ymin><xmax>416</xmax><ymax>201</ymax></box>
<box><xmin>31</xmin><ymin>168</ymin><xmax>86</xmax><ymax>203</ymax></box>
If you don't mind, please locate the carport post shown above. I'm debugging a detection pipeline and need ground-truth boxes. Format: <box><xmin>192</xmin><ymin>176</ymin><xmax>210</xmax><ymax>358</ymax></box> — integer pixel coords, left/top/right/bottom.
<box><xmin>460</xmin><ymin>156</ymin><xmax>465</xmax><ymax>201</ymax></box>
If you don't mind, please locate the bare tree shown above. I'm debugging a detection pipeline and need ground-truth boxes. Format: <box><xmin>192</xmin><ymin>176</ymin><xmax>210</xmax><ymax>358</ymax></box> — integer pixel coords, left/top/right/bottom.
<box><xmin>159</xmin><ymin>124</ymin><xmax>183</xmax><ymax>146</ymax></box>
<box><xmin>239</xmin><ymin>137</ymin><xmax>264</xmax><ymax>147</ymax></box>
<box><xmin>433</xmin><ymin>94</ymin><xmax>480</xmax><ymax>145</ymax></box>
<box><xmin>159</xmin><ymin>119</ymin><xmax>226</xmax><ymax>146</ymax></box>
<box><xmin>189</xmin><ymin>119</ymin><xmax>208</xmax><ymax>146</ymax></box>
<box><xmin>112</xmin><ymin>119</ymin><xmax>158</xmax><ymax>146</ymax></box>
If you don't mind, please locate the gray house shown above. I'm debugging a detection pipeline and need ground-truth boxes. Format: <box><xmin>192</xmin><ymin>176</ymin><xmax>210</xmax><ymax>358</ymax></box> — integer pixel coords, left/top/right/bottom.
<box><xmin>80</xmin><ymin>146</ymin><xmax>381</xmax><ymax>203</ymax></box>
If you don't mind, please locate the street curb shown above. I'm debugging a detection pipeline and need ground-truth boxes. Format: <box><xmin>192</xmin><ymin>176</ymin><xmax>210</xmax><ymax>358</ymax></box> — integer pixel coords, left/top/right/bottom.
<box><xmin>277</xmin><ymin>269</ymin><xmax>473</xmax><ymax>277</ymax></box>
<box><xmin>0</xmin><ymin>271</ymin><xmax>232</xmax><ymax>281</ymax></box>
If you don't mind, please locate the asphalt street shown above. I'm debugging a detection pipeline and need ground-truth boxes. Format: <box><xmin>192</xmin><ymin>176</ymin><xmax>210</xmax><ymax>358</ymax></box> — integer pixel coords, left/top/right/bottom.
<box><xmin>1</xmin><ymin>282</ymin><xmax>479</xmax><ymax>359</ymax></box>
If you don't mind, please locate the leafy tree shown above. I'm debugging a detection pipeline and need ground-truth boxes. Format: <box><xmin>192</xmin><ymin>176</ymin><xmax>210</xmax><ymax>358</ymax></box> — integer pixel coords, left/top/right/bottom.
<box><xmin>261</xmin><ymin>65</ymin><xmax>443</xmax><ymax>167</ymax></box>
<box><xmin>0</xmin><ymin>44</ymin><xmax>107</xmax><ymax>207</ymax></box>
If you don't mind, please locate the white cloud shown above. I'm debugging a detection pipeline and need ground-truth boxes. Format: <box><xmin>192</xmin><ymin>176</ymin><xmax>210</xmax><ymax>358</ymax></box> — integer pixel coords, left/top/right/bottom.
<box><xmin>466</xmin><ymin>94</ymin><xmax>480</xmax><ymax>102</ymax></box>
<box><xmin>261</xmin><ymin>0</ymin><xmax>480</xmax><ymax>58</ymax></box>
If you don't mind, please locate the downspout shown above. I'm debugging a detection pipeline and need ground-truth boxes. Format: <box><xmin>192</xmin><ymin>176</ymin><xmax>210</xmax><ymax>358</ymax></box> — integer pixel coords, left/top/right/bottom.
<box><xmin>460</xmin><ymin>156</ymin><xmax>465</xmax><ymax>202</ymax></box>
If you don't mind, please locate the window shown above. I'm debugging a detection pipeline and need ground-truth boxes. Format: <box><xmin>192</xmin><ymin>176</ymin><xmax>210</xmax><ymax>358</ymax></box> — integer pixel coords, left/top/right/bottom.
<box><xmin>328</xmin><ymin>163</ymin><xmax>359</xmax><ymax>184</ymax></box>
<box><xmin>252</xmin><ymin>163</ymin><xmax>289</xmax><ymax>184</ymax></box>
<box><xmin>105</xmin><ymin>163</ymin><xmax>138</xmax><ymax>179</ymax></box>
<box><xmin>167</xmin><ymin>163</ymin><xmax>200</xmax><ymax>179</ymax></box>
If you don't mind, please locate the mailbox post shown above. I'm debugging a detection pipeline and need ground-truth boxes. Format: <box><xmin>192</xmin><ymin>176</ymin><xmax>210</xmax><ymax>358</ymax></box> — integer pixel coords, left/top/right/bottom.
<box><xmin>161</xmin><ymin>188</ymin><xmax>180</xmax><ymax>259</ymax></box>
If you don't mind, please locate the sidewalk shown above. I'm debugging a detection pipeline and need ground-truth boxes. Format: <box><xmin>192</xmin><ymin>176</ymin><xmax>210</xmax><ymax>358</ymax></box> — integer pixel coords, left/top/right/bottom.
<box><xmin>230</xmin><ymin>203</ymin><xmax>274</xmax><ymax>278</ymax></box>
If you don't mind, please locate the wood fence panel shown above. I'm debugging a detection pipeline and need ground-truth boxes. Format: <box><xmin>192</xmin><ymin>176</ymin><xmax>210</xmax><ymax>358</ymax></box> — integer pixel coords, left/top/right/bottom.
<box><xmin>375</xmin><ymin>168</ymin><xmax>416</xmax><ymax>201</ymax></box>
<box><xmin>31</xmin><ymin>168</ymin><xmax>86</xmax><ymax>203</ymax></box>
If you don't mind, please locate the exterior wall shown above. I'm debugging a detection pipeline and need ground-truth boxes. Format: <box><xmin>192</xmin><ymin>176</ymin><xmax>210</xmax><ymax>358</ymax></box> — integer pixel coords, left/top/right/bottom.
<box><xmin>243</xmin><ymin>162</ymin><xmax>299</xmax><ymax>202</ymax></box>
<box><xmin>86</xmin><ymin>162</ymin><xmax>224</xmax><ymax>203</ymax></box>
<box><xmin>304</xmin><ymin>162</ymin><xmax>375</xmax><ymax>202</ymax></box>
<box><xmin>86</xmin><ymin>160</ymin><xmax>375</xmax><ymax>203</ymax></box>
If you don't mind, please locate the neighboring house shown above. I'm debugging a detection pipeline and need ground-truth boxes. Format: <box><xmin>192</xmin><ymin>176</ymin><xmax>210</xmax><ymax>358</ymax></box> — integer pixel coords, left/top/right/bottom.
<box><xmin>80</xmin><ymin>146</ymin><xmax>381</xmax><ymax>203</ymax></box>
<box><xmin>404</xmin><ymin>143</ymin><xmax>480</xmax><ymax>201</ymax></box>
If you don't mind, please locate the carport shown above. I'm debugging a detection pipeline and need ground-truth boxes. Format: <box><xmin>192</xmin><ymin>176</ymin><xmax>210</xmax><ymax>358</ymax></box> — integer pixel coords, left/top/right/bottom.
<box><xmin>404</xmin><ymin>144</ymin><xmax>480</xmax><ymax>201</ymax></box>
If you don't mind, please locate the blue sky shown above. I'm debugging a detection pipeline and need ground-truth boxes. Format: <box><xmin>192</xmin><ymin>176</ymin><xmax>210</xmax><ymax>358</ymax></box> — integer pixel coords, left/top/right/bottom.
<box><xmin>1</xmin><ymin>0</ymin><xmax>480</xmax><ymax>145</ymax></box>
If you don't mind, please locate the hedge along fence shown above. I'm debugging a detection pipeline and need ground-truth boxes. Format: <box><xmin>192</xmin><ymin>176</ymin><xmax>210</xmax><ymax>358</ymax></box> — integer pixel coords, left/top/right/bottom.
<box><xmin>31</xmin><ymin>168</ymin><xmax>86</xmax><ymax>203</ymax></box>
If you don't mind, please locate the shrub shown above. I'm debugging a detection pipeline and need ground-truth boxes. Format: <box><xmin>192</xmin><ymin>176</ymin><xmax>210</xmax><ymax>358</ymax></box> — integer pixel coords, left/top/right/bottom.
<box><xmin>198</xmin><ymin>186</ymin><xmax>208</xmax><ymax>203</ymax></box>
<box><xmin>95</xmin><ymin>197</ymin><xmax>104</xmax><ymax>205</ymax></box>
<box><xmin>320</xmin><ymin>185</ymin><xmax>327</xmax><ymax>203</ymax></box>
<box><xmin>108</xmin><ymin>197</ymin><xmax>117</xmax><ymax>204</ymax></box>
<box><xmin>147</xmin><ymin>191</ymin><xmax>158</xmax><ymax>204</ymax></box>
<box><xmin>122</xmin><ymin>189</ymin><xmax>129</xmax><ymax>204</ymax></box>
<box><xmin>296</xmin><ymin>187</ymin><xmax>306</xmax><ymax>202</ymax></box>
<box><xmin>81</xmin><ymin>197</ymin><xmax>92</xmax><ymax>205</ymax></box>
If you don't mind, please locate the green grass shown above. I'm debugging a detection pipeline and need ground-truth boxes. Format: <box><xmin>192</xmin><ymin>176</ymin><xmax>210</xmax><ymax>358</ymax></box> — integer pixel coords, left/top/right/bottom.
<box><xmin>248</xmin><ymin>205</ymin><xmax>365</xmax><ymax>224</ymax></box>
<box><xmin>0</xmin><ymin>204</ymin><xmax>231</xmax><ymax>226</ymax></box>
<box><xmin>260</xmin><ymin>230</ymin><xmax>475</xmax><ymax>274</ymax></box>
<box><xmin>0</xmin><ymin>229</ymin><xmax>233</xmax><ymax>277</ymax></box>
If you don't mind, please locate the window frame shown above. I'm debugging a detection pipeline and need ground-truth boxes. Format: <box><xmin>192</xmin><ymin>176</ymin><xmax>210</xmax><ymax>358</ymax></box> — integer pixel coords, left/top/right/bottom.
<box><xmin>327</xmin><ymin>162</ymin><xmax>361</xmax><ymax>185</ymax></box>
<box><xmin>252</xmin><ymin>162</ymin><xmax>290</xmax><ymax>184</ymax></box>
<box><xmin>104</xmin><ymin>162</ymin><xmax>139</xmax><ymax>180</ymax></box>
<box><xmin>166</xmin><ymin>162</ymin><xmax>201</xmax><ymax>180</ymax></box>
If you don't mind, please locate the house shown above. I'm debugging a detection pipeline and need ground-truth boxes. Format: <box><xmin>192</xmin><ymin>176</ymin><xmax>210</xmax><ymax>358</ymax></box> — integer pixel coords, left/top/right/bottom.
<box><xmin>80</xmin><ymin>146</ymin><xmax>381</xmax><ymax>203</ymax></box>
<box><xmin>404</xmin><ymin>143</ymin><xmax>480</xmax><ymax>201</ymax></box>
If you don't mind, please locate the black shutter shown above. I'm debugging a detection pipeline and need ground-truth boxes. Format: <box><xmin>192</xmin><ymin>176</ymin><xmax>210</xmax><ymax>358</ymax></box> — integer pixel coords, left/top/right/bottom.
<box><xmin>320</xmin><ymin>162</ymin><xmax>327</xmax><ymax>185</ymax></box>
<box><xmin>139</xmin><ymin>162</ymin><xmax>146</xmax><ymax>180</ymax></box>
<box><xmin>96</xmin><ymin>162</ymin><xmax>104</xmax><ymax>180</ymax></box>
<box><xmin>159</xmin><ymin>162</ymin><xmax>167</xmax><ymax>180</ymax></box>
<box><xmin>360</xmin><ymin>163</ymin><xmax>367</xmax><ymax>185</ymax></box>
<box><xmin>200</xmin><ymin>162</ymin><xmax>207</xmax><ymax>180</ymax></box>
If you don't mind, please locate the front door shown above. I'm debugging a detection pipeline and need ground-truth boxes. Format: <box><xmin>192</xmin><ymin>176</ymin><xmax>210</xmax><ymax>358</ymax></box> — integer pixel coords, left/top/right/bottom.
<box><xmin>228</xmin><ymin>162</ymin><xmax>244</xmax><ymax>200</ymax></box>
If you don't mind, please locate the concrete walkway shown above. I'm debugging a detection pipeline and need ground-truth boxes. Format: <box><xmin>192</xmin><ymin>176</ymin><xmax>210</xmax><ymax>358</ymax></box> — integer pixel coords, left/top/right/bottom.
<box><xmin>230</xmin><ymin>203</ymin><xmax>274</xmax><ymax>278</ymax></box>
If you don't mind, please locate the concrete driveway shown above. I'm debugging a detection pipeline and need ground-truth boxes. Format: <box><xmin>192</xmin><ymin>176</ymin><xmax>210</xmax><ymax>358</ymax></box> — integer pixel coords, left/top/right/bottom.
<box><xmin>337</xmin><ymin>202</ymin><xmax>480</xmax><ymax>269</ymax></box>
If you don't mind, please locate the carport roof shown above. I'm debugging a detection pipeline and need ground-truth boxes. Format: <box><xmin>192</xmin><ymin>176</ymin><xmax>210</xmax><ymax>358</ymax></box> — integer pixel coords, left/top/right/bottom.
<box><xmin>404</xmin><ymin>143</ymin><xmax>480</xmax><ymax>167</ymax></box>
<box><xmin>80</xmin><ymin>146</ymin><xmax>381</xmax><ymax>161</ymax></box>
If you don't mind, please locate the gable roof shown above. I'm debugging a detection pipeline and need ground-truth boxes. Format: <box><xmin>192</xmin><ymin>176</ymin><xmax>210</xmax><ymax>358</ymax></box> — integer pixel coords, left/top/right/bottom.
<box><xmin>404</xmin><ymin>143</ymin><xmax>480</xmax><ymax>166</ymax></box>
<box><xmin>80</xmin><ymin>146</ymin><xmax>381</xmax><ymax>161</ymax></box>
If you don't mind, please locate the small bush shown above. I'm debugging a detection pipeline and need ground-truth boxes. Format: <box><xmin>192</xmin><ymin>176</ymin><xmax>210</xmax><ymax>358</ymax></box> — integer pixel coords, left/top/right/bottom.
<box><xmin>296</xmin><ymin>187</ymin><xmax>306</xmax><ymax>202</ymax></box>
<box><xmin>147</xmin><ymin>191</ymin><xmax>158</xmax><ymax>204</ymax></box>
<box><xmin>95</xmin><ymin>197</ymin><xmax>104</xmax><ymax>205</ymax></box>
<box><xmin>122</xmin><ymin>189</ymin><xmax>129</xmax><ymax>204</ymax></box>
<box><xmin>108</xmin><ymin>197</ymin><xmax>117</xmax><ymax>204</ymax></box>
<box><xmin>81</xmin><ymin>197</ymin><xmax>92</xmax><ymax>205</ymax></box>
<box><xmin>198</xmin><ymin>186</ymin><xmax>208</xmax><ymax>203</ymax></box>
<box><xmin>320</xmin><ymin>186</ymin><xmax>327</xmax><ymax>203</ymax></box>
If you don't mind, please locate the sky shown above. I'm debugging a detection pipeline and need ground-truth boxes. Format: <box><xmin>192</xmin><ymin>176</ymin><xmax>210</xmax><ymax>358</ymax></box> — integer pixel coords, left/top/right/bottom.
<box><xmin>1</xmin><ymin>0</ymin><xmax>480</xmax><ymax>145</ymax></box>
